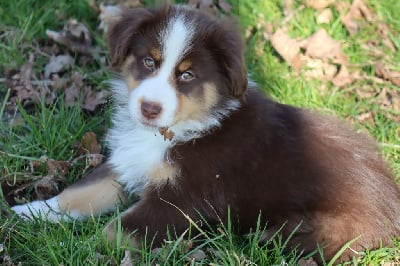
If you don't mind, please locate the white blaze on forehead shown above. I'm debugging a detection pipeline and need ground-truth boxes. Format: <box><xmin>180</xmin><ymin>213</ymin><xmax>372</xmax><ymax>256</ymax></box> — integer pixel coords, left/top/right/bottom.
<box><xmin>127</xmin><ymin>14</ymin><xmax>195</xmax><ymax>128</ymax></box>
<box><xmin>158</xmin><ymin>15</ymin><xmax>194</xmax><ymax>77</ymax></box>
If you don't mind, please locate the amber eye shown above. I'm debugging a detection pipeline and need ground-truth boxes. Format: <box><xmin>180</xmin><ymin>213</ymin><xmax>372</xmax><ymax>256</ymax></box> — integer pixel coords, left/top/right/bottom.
<box><xmin>143</xmin><ymin>57</ymin><xmax>155</xmax><ymax>71</ymax></box>
<box><xmin>180</xmin><ymin>71</ymin><xmax>195</xmax><ymax>81</ymax></box>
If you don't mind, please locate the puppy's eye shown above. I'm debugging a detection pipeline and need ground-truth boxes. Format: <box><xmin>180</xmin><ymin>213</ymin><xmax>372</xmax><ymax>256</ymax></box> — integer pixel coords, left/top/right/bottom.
<box><xmin>143</xmin><ymin>57</ymin><xmax>155</xmax><ymax>71</ymax></box>
<box><xmin>180</xmin><ymin>71</ymin><xmax>195</xmax><ymax>81</ymax></box>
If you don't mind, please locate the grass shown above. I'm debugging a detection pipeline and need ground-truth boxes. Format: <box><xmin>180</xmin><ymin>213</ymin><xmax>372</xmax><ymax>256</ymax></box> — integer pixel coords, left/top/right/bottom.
<box><xmin>1</xmin><ymin>0</ymin><xmax>399</xmax><ymax>265</ymax></box>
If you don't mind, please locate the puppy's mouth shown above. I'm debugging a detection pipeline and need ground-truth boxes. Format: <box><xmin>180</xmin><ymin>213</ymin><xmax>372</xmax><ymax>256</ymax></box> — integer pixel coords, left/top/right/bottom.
<box><xmin>139</xmin><ymin>119</ymin><xmax>175</xmax><ymax>141</ymax></box>
<box><xmin>140</xmin><ymin>119</ymin><xmax>158</xmax><ymax>128</ymax></box>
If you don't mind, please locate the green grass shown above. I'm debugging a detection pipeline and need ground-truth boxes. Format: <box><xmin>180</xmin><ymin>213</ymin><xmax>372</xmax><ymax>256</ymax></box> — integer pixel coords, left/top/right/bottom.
<box><xmin>1</xmin><ymin>0</ymin><xmax>399</xmax><ymax>265</ymax></box>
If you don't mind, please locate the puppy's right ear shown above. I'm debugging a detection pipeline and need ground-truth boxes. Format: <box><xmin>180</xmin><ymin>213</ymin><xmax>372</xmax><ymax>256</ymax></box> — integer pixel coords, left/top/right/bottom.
<box><xmin>107</xmin><ymin>8</ymin><xmax>154</xmax><ymax>67</ymax></box>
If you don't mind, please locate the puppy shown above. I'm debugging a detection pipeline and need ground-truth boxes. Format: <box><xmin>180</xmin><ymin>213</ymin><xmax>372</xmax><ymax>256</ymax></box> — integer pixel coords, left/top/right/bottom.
<box><xmin>12</xmin><ymin>5</ymin><xmax>400</xmax><ymax>263</ymax></box>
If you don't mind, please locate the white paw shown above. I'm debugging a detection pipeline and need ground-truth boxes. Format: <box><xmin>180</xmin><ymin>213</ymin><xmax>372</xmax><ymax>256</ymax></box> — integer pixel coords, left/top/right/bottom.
<box><xmin>11</xmin><ymin>197</ymin><xmax>63</xmax><ymax>222</ymax></box>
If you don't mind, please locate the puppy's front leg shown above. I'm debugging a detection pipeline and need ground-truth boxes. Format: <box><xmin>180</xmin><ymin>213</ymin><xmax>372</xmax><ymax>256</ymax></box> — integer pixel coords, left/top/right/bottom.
<box><xmin>103</xmin><ymin>195</ymin><xmax>194</xmax><ymax>247</ymax></box>
<box><xmin>11</xmin><ymin>163</ymin><xmax>126</xmax><ymax>222</ymax></box>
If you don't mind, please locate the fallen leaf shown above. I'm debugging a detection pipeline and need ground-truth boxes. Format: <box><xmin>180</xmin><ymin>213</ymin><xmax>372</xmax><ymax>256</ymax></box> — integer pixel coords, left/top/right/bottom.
<box><xmin>300</xmin><ymin>28</ymin><xmax>348</xmax><ymax>64</ymax></box>
<box><xmin>357</xmin><ymin>112</ymin><xmax>374</xmax><ymax>124</ymax></box>
<box><xmin>377</xmin><ymin>23</ymin><xmax>397</xmax><ymax>52</ymax></box>
<box><xmin>87</xmin><ymin>154</ymin><xmax>104</xmax><ymax>168</ymax></box>
<box><xmin>304</xmin><ymin>0</ymin><xmax>335</xmax><ymax>10</ymax></box>
<box><xmin>159</xmin><ymin>127</ymin><xmax>175</xmax><ymax>141</ymax></box>
<box><xmin>355</xmin><ymin>86</ymin><xmax>378</xmax><ymax>99</ymax></box>
<box><xmin>269</xmin><ymin>29</ymin><xmax>303</xmax><ymax>71</ymax></box>
<box><xmin>303</xmin><ymin>58</ymin><xmax>338</xmax><ymax>81</ymax></box>
<box><xmin>44</xmin><ymin>55</ymin><xmax>74</xmax><ymax>78</ymax></box>
<box><xmin>46</xmin><ymin>19</ymin><xmax>93</xmax><ymax>56</ymax></box>
<box><xmin>34</xmin><ymin>175</ymin><xmax>60</xmax><ymax>200</ymax></box>
<box><xmin>81</xmin><ymin>86</ymin><xmax>110</xmax><ymax>111</ymax></box>
<box><xmin>14</xmin><ymin>54</ymin><xmax>40</xmax><ymax>105</ymax></box>
<box><xmin>299</xmin><ymin>257</ymin><xmax>318</xmax><ymax>266</ymax></box>
<box><xmin>120</xmin><ymin>250</ymin><xmax>133</xmax><ymax>266</ymax></box>
<box><xmin>187</xmin><ymin>0</ymin><xmax>217</xmax><ymax>17</ymax></box>
<box><xmin>46</xmin><ymin>159</ymin><xmax>71</xmax><ymax>176</ymax></box>
<box><xmin>218</xmin><ymin>0</ymin><xmax>232</xmax><ymax>13</ymax></box>
<box><xmin>98</xmin><ymin>4</ymin><xmax>123</xmax><ymax>33</ymax></box>
<box><xmin>188</xmin><ymin>249</ymin><xmax>207</xmax><ymax>261</ymax></box>
<box><xmin>34</xmin><ymin>159</ymin><xmax>71</xmax><ymax>199</ymax></box>
<box><xmin>351</xmin><ymin>0</ymin><xmax>374</xmax><ymax>21</ymax></box>
<box><xmin>340</xmin><ymin>0</ymin><xmax>375</xmax><ymax>35</ymax></box>
<box><xmin>81</xmin><ymin>131</ymin><xmax>102</xmax><ymax>154</ymax></box>
<box><xmin>64</xmin><ymin>72</ymin><xmax>84</xmax><ymax>107</ymax></box>
<box><xmin>331</xmin><ymin>65</ymin><xmax>357</xmax><ymax>87</ymax></box>
<box><xmin>283</xmin><ymin>0</ymin><xmax>294</xmax><ymax>17</ymax></box>
<box><xmin>375</xmin><ymin>62</ymin><xmax>400</xmax><ymax>86</ymax></box>
<box><xmin>65</xmin><ymin>18</ymin><xmax>91</xmax><ymax>45</ymax></box>
<box><xmin>316</xmin><ymin>8</ymin><xmax>333</xmax><ymax>24</ymax></box>
<box><xmin>334</xmin><ymin>0</ymin><xmax>351</xmax><ymax>14</ymax></box>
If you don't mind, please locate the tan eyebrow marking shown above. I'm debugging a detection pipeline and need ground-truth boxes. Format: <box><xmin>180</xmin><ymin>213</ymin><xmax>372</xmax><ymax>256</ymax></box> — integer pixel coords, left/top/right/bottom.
<box><xmin>178</xmin><ymin>60</ymin><xmax>192</xmax><ymax>72</ymax></box>
<box><xmin>150</xmin><ymin>48</ymin><xmax>161</xmax><ymax>61</ymax></box>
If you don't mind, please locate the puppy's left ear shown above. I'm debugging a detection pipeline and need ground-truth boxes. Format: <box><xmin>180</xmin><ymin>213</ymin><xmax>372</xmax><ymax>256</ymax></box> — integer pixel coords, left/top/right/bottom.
<box><xmin>107</xmin><ymin>8</ymin><xmax>154</xmax><ymax>67</ymax></box>
<box><xmin>218</xmin><ymin>20</ymin><xmax>248</xmax><ymax>99</ymax></box>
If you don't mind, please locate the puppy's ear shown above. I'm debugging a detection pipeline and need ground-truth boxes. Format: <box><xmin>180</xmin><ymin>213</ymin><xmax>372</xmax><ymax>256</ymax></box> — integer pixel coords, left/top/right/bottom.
<box><xmin>107</xmin><ymin>8</ymin><xmax>154</xmax><ymax>67</ymax></box>
<box><xmin>217</xmin><ymin>20</ymin><xmax>248</xmax><ymax>99</ymax></box>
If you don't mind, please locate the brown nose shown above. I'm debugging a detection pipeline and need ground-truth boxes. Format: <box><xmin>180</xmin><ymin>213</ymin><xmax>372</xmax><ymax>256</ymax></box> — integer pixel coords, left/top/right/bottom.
<box><xmin>141</xmin><ymin>101</ymin><xmax>162</xmax><ymax>119</ymax></box>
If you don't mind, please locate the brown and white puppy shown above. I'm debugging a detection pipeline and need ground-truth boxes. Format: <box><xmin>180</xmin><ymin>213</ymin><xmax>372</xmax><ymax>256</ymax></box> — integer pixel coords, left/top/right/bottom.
<box><xmin>12</xmin><ymin>5</ymin><xmax>400</xmax><ymax>263</ymax></box>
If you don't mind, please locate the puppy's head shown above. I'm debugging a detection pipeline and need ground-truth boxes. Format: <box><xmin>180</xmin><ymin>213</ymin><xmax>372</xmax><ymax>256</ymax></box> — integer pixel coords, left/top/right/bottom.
<box><xmin>108</xmin><ymin>5</ymin><xmax>247</xmax><ymax>137</ymax></box>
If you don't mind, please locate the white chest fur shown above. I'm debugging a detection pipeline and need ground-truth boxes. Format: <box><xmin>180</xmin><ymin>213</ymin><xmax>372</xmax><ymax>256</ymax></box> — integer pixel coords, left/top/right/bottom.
<box><xmin>108</xmin><ymin>80</ymin><xmax>173</xmax><ymax>194</ymax></box>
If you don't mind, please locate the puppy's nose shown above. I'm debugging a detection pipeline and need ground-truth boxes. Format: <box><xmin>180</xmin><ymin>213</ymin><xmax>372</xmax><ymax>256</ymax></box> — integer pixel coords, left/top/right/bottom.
<box><xmin>141</xmin><ymin>101</ymin><xmax>162</xmax><ymax>119</ymax></box>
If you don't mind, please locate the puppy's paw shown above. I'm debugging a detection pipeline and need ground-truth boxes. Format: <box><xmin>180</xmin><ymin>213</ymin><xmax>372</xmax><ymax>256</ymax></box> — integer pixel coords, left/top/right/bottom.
<box><xmin>11</xmin><ymin>197</ymin><xmax>62</xmax><ymax>222</ymax></box>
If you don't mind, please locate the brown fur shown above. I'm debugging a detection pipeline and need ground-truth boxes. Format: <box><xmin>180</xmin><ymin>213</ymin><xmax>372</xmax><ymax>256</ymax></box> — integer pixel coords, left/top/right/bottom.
<box><xmin>64</xmin><ymin>4</ymin><xmax>400</xmax><ymax>264</ymax></box>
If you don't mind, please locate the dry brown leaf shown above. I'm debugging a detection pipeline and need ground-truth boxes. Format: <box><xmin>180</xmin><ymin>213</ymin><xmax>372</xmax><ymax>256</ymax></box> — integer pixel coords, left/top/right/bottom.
<box><xmin>383</xmin><ymin>112</ymin><xmax>400</xmax><ymax>123</ymax></box>
<box><xmin>159</xmin><ymin>127</ymin><xmax>175</xmax><ymax>141</ymax></box>
<box><xmin>283</xmin><ymin>0</ymin><xmax>294</xmax><ymax>17</ymax></box>
<box><xmin>81</xmin><ymin>86</ymin><xmax>110</xmax><ymax>111</ymax></box>
<box><xmin>355</xmin><ymin>87</ymin><xmax>378</xmax><ymax>99</ymax></box>
<box><xmin>188</xmin><ymin>249</ymin><xmax>207</xmax><ymax>261</ymax></box>
<box><xmin>46</xmin><ymin>19</ymin><xmax>92</xmax><ymax>56</ymax></box>
<box><xmin>63</xmin><ymin>72</ymin><xmax>109</xmax><ymax>111</ymax></box>
<box><xmin>64</xmin><ymin>72</ymin><xmax>84</xmax><ymax>107</ymax></box>
<box><xmin>81</xmin><ymin>131</ymin><xmax>102</xmax><ymax>154</ymax></box>
<box><xmin>46</xmin><ymin>159</ymin><xmax>71</xmax><ymax>176</ymax></box>
<box><xmin>378</xmin><ymin>88</ymin><xmax>395</xmax><ymax>110</ymax></box>
<box><xmin>303</xmin><ymin>58</ymin><xmax>338</xmax><ymax>81</ymax></box>
<box><xmin>377</xmin><ymin>23</ymin><xmax>397</xmax><ymax>52</ymax></box>
<box><xmin>304</xmin><ymin>0</ymin><xmax>335</xmax><ymax>10</ymax></box>
<box><xmin>334</xmin><ymin>0</ymin><xmax>350</xmax><ymax>13</ymax></box>
<box><xmin>34</xmin><ymin>159</ymin><xmax>71</xmax><ymax>199</ymax></box>
<box><xmin>34</xmin><ymin>175</ymin><xmax>60</xmax><ymax>199</ymax></box>
<box><xmin>120</xmin><ymin>250</ymin><xmax>133</xmax><ymax>266</ymax></box>
<box><xmin>331</xmin><ymin>65</ymin><xmax>357</xmax><ymax>87</ymax></box>
<box><xmin>340</xmin><ymin>0</ymin><xmax>375</xmax><ymax>35</ymax></box>
<box><xmin>87</xmin><ymin>154</ymin><xmax>105</xmax><ymax>168</ymax></box>
<box><xmin>375</xmin><ymin>62</ymin><xmax>400</xmax><ymax>86</ymax></box>
<box><xmin>351</xmin><ymin>0</ymin><xmax>374</xmax><ymax>21</ymax></box>
<box><xmin>270</xmin><ymin>29</ymin><xmax>303</xmax><ymax>71</ymax></box>
<box><xmin>98</xmin><ymin>4</ymin><xmax>123</xmax><ymax>33</ymax></box>
<box><xmin>341</xmin><ymin>13</ymin><xmax>359</xmax><ymax>35</ymax></box>
<box><xmin>299</xmin><ymin>257</ymin><xmax>318</xmax><ymax>266</ymax></box>
<box><xmin>316</xmin><ymin>8</ymin><xmax>333</xmax><ymax>24</ymax></box>
<box><xmin>218</xmin><ymin>0</ymin><xmax>232</xmax><ymax>13</ymax></box>
<box><xmin>44</xmin><ymin>55</ymin><xmax>74</xmax><ymax>78</ymax></box>
<box><xmin>300</xmin><ymin>28</ymin><xmax>348</xmax><ymax>64</ymax></box>
<box><xmin>66</xmin><ymin>19</ymin><xmax>91</xmax><ymax>45</ymax></box>
<box><xmin>357</xmin><ymin>112</ymin><xmax>374</xmax><ymax>124</ymax></box>
<box><xmin>13</xmin><ymin>54</ymin><xmax>40</xmax><ymax>105</ymax></box>
<box><xmin>187</xmin><ymin>0</ymin><xmax>217</xmax><ymax>17</ymax></box>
